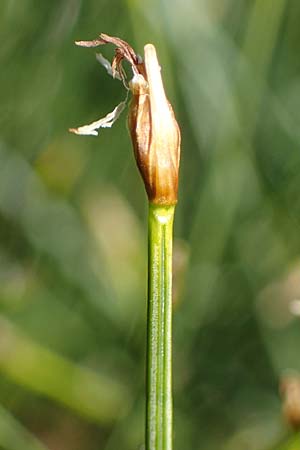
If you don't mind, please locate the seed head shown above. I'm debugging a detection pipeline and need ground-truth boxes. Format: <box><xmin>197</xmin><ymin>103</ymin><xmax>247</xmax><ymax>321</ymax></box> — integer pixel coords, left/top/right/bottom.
<box><xmin>70</xmin><ymin>34</ymin><xmax>181</xmax><ymax>205</ymax></box>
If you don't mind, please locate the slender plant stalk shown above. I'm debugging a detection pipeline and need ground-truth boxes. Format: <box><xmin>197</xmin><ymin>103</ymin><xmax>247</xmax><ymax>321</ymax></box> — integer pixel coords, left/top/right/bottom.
<box><xmin>146</xmin><ymin>203</ymin><xmax>175</xmax><ymax>450</ymax></box>
<box><xmin>69</xmin><ymin>34</ymin><xmax>180</xmax><ymax>450</ymax></box>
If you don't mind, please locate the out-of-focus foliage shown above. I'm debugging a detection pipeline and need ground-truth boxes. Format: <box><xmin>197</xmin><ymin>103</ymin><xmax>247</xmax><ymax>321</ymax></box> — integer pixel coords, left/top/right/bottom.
<box><xmin>1</xmin><ymin>0</ymin><xmax>300</xmax><ymax>449</ymax></box>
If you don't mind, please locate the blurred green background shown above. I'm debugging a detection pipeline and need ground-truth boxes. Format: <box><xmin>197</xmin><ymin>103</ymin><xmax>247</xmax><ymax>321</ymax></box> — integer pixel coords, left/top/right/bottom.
<box><xmin>1</xmin><ymin>0</ymin><xmax>300</xmax><ymax>449</ymax></box>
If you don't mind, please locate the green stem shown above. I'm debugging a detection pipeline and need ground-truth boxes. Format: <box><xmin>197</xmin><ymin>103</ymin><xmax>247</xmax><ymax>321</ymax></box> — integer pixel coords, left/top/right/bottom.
<box><xmin>146</xmin><ymin>203</ymin><xmax>175</xmax><ymax>450</ymax></box>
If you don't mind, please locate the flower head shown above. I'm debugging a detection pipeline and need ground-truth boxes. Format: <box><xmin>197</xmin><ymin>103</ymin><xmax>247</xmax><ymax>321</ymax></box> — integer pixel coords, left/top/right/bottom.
<box><xmin>70</xmin><ymin>33</ymin><xmax>181</xmax><ymax>205</ymax></box>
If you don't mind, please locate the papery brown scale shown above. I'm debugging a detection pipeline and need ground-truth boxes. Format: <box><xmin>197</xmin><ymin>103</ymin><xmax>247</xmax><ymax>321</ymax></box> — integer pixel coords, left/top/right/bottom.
<box><xmin>128</xmin><ymin>44</ymin><xmax>181</xmax><ymax>206</ymax></box>
<box><xmin>128</xmin><ymin>79</ymin><xmax>152</xmax><ymax>197</ymax></box>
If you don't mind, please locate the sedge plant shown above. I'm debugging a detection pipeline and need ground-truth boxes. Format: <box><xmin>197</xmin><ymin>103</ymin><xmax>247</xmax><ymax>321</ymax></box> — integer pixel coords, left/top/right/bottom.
<box><xmin>70</xmin><ymin>34</ymin><xmax>181</xmax><ymax>450</ymax></box>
